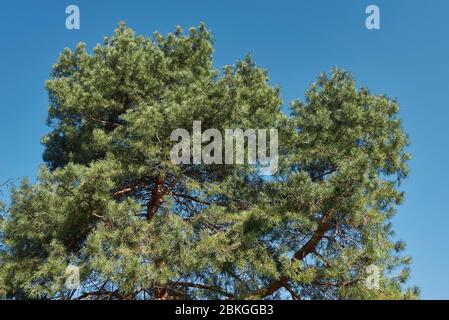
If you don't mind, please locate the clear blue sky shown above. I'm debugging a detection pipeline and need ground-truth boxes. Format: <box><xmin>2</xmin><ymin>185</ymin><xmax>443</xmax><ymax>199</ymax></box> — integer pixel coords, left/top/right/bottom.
<box><xmin>0</xmin><ymin>0</ymin><xmax>448</xmax><ymax>299</ymax></box>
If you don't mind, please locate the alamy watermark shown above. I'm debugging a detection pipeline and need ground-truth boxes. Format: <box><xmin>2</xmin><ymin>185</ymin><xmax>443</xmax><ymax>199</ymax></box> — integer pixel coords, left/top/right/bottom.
<box><xmin>64</xmin><ymin>4</ymin><xmax>380</xmax><ymax>30</ymax></box>
<box><xmin>170</xmin><ymin>121</ymin><xmax>278</xmax><ymax>175</ymax></box>
<box><xmin>366</xmin><ymin>5</ymin><xmax>381</xmax><ymax>30</ymax></box>
<box><xmin>66</xmin><ymin>5</ymin><xmax>80</xmax><ymax>30</ymax></box>
<box><xmin>365</xmin><ymin>264</ymin><xmax>381</xmax><ymax>290</ymax></box>
<box><xmin>64</xmin><ymin>264</ymin><xmax>80</xmax><ymax>290</ymax></box>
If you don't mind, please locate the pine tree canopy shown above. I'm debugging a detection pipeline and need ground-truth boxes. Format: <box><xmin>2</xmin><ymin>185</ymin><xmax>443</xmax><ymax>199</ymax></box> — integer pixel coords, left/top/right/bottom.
<box><xmin>0</xmin><ymin>23</ymin><xmax>418</xmax><ymax>300</ymax></box>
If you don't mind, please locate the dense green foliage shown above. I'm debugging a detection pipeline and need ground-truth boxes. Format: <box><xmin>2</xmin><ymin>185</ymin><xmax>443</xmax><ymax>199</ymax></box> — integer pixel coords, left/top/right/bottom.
<box><xmin>0</xmin><ymin>23</ymin><xmax>418</xmax><ymax>300</ymax></box>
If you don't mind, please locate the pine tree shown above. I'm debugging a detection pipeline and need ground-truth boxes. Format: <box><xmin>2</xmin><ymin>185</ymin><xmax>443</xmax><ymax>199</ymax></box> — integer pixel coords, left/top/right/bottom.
<box><xmin>0</xmin><ymin>23</ymin><xmax>418</xmax><ymax>300</ymax></box>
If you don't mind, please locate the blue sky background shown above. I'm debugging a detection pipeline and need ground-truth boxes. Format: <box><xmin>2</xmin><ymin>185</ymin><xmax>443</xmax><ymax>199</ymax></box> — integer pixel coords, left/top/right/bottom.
<box><xmin>0</xmin><ymin>0</ymin><xmax>448</xmax><ymax>299</ymax></box>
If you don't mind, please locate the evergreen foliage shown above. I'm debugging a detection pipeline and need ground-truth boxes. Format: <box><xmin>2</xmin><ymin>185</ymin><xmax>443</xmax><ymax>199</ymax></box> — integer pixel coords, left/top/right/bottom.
<box><xmin>0</xmin><ymin>23</ymin><xmax>418</xmax><ymax>300</ymax></box>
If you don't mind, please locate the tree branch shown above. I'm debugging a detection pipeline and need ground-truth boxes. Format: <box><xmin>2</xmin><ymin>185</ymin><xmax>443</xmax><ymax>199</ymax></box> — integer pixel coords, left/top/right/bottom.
<box><xmin>171</xmin><ymin>282</ymin><xmax>234</xmax><ymax>299</ymax></box>
<box><xmin>172</xmin><ymin>193</ymin><xmax>211</xmax><ymax>206</ymax></box>
<box><xmin>147</xmin><ymin>174</ymin><xmax>165</xmax><ymax>219</ymax></box>
<box><xmin>253</xmin><ymin>207</ymin><xmax>336</xmax><ymax>298</ymax></box>
<box><xmin>284</xmin><ymin>284</ymin><xmax>301</xmax><ymax>300</ymax></box>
